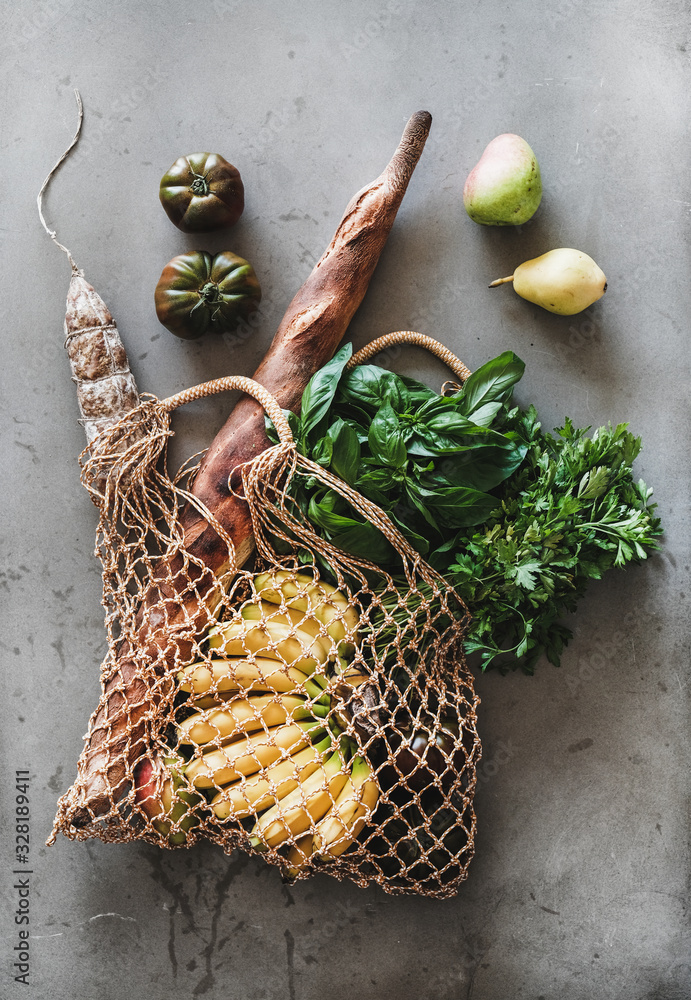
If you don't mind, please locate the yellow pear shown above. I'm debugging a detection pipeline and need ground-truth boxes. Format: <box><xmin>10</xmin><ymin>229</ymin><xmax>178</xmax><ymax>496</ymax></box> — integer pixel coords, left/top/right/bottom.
<box><xmin>490</xmin><ymin>248</ymin><xmax>607</xmax><ymax>315</ymax></box>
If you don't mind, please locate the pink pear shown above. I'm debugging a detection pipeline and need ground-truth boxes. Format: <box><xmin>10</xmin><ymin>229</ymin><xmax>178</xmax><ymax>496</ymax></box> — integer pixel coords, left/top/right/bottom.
<box><xmin>464</xmin><ymin>134</ymin><xmax>542</xmax><ymax>226</ymax></box>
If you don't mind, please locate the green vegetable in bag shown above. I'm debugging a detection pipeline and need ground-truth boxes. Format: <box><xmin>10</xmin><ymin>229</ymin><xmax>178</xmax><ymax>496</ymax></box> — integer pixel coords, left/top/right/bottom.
<box><xmin>267</xmin><ymin>344</ymin><xmax>662</xmax><ymax>674</ymax></box>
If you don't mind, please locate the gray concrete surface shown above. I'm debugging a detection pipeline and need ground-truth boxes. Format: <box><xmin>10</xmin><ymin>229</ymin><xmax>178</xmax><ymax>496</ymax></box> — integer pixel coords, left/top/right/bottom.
<box><xmin>1</xmin><ymin>1</ymin><xmax>689</xmax><ymax>997</ymax></box>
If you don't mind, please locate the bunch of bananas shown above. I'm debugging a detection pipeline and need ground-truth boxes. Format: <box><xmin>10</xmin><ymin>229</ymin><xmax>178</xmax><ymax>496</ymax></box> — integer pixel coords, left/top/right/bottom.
<box><xmin>283</xmin><ymin>753</ymin><xmax>380</xmax><ymax>873</ymax></box>
<box><xmin>168</xmin><ymin>570</ymin><xmax>379</xmax><ymax>863</ymax></box>
<box><xmin>177</xmin><ymin>570</ymin><xmax>363</xmax><ymax>701</ymax></box>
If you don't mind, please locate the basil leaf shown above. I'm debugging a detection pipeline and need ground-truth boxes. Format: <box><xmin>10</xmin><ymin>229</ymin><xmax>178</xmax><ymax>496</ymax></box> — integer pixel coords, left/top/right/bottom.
<box><xmin>425</xmin><ymin>411</ymin><xmax>478</xmax><ymax>434</ymax></box>
<box><xmin>311</xmin><ymin>435</ymin><xmax>333</xmax><ymax>467</ymax></box>
<box><xmin>398</xmin><ymin>374</ymin><xmax>438</xmax><ymax>404</ymax></box>
<box><xmin>326</xmin><ymin>418</ymin><xmax>360</xmax><ymax>485</ymax></box>
<box><xmin>408</xmin><ymin>421</ymin><xmax>501</xmax><ymax>457</ymax></box>
<box><xmin>334</xmin><ymin>400</ymin><xmax>372</xmax><ymax>429</ymax></box>
<box><xmin>307</xmin><ymin>495</ymin><xmax>360</xmax><ymax>533</ymax></box>
<box><xmin>340</xmin><ymin>366</ymin><xmax>409</xmax><ymax>412</ymax></box>
<box><xmin>265</xmin><ymin>407</ymin><xmax>302</xmax><ymax>446</ymax></box>
<box><xmin>357</xmin><ymin>467</ymin><xmax>397</xmax><ymax>490</ymax></box>
<box><xmin>428</xmin><ymin>443</ymin><xmax>528</xmax><ymax>492</ymax></box>
<box><xmin>458</xmin><ymin>352</ymin><xmax>525</xmax><ymax>417</ymax></box>
<box><xmin>328</xmin><ymin>523</ymin><xmax>396</xmax><ymax>564</ymax></box>
<box><xmin>415</xmin><ymin>396</ymin><xmax>459</xmax><ymax>420</ymax></box>
<box><xmin>285</xmin><ymin>409</ymin><xmax>302</xmax><ymax>440</ymax></box>
<box><xmin>368</xmin><ymin>402</ymin><xmax>407</xmax><ymax>468</ymax></box>
<box><xmin>404</xmin><ymin>481</ymin><xmax>441</xmax><ymax>531</ymax></box>
<box><xmin>300</xmin><ymin>343</ymin><xmax>353</xmax><ymax>437</ymax></box>
<box><xmin>427</xmin><ymin>532</ymin><xmax>466</xmax><ymax>571</ymax></box>
<box><xmin>414</xmin><ymin>484</ymin><xmax>500</xmax><ymax>527</ymax></box>
<box><xmin>390</xmin><ymin>511</ymin><xmax>430</xmax><ymax>556</ymax></box>
<box><xmin>466</xmin><ymin>400</ymin><xmax>503</xmax><ymax>428</ymax></box>
<box><xmin>345</xmin><ymin>420</ymin><xmax>371</xmax><ymax>445</ymax></box>
<box><xmin>307</xmin><ymin>497</ymin><xmax>394</xmax><ymax>563</ymax></box>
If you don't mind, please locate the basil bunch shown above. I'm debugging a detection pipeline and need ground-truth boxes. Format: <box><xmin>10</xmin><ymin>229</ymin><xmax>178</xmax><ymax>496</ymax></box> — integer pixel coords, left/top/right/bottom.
<box><xmin>271</xmin><ymin>343</ymin><xmax>527</xmax><ymax>566</ymax></box>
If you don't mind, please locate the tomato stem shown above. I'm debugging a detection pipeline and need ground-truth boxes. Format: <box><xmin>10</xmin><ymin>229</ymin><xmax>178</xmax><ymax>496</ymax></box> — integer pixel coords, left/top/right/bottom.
<box><xmin>189</xmin><ymin>169</ymin><xmax>209</xmax><ymax>197</ymax></box>
<box><xmin>198</xmin><ymin>281</ymin><xmax>223</xmax><ymax>306</ymax></box>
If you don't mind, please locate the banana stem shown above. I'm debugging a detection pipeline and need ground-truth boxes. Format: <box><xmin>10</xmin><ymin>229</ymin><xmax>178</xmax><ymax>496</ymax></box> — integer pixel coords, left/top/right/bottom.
<box><xmin>314</xmin><ymin>734</ymin><xmax>333</xmax><ymax>755</ymax></box>
<box><xmin>338</xmin><ymin>734</ymin><xmax>357</xmax><ymax>763</ymax></box>
<box><xmin>299</xmin><ymin>720</ymin><xmax>327</xmax><ymax>740</ymax></box>
<box><xmin>308</xmin><ymin>703</ymin><xmax>330</xmax><ymax>719</ymax></box>
<box><xmin>488</xmin><ymin>274</ymin><xmax>515</xmax><ymax>287</ymax></box>
<box><xmin>304</xmin><ymin>677</ymin><xmax>326</xmax><ymax>699</ymax></box>
<box><xmin>293</xmin><ymin>706</ymin><xmax>319</xmax><ymax>721</ymax></box>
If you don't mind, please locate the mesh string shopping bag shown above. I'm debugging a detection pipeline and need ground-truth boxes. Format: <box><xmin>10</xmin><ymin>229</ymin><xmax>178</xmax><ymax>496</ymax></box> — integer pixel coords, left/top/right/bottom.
<box><xmin>50</xmin><ymin>334</ymin><xmax>482</xmax><ymax>898</ymax></box>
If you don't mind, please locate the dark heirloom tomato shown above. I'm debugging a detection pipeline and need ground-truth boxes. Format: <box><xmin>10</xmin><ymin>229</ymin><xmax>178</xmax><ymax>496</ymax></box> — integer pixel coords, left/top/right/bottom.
<box><xmin>159</xmin><ymin>153</ymin><xmax>244</xmax><ymax>233</ymax></box>
<box><xmin>387</xmin><ymin>717</ymin><xmax>470</xmax><ymax>792</ymax></box>
<box><xmin>154</xmin><ymin>250</ymin><xmax>261</xmax><ymax>339</ymax></box>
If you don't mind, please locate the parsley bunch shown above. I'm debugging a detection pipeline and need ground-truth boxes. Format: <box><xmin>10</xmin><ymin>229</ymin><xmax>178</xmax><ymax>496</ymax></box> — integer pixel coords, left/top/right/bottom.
<box><xmin>267</xmin><ymin>345</ymin><xmax>662</xmax><ymax>674</ymax></box>
<box><xmin>445</xmin><ymin>409</ymin><xmax>661</xmax><ymax>671</ymax></box>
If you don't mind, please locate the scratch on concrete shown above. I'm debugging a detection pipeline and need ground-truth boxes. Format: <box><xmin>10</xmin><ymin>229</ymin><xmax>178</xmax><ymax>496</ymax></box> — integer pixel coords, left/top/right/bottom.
<box><xmin>147</xmin><ymin>851</ymin><xmax>196</xmax><ymax>930</ymax></box>
<box><xmin>285</xmin><ymin>929</ymin><xmax>296</xmax><ymax>1000</ymax></box>
<box><xmin>193</xmin><ymin>851</ymin><xmax>247</xmax><ymax>996</ymax></box>
<box><xmin>164</xmin><ymin>903</ymin><xmax>178</xmax><ymax>979</ymax></box>
<box><xmin>30</xmin><ymin>913</ymin><xmax>135</xmax><ymax>939</ymax></box>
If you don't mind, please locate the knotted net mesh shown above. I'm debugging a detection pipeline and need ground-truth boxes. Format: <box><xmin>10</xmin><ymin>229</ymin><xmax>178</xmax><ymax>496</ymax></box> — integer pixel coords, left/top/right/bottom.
<box><xmin>49</xmin><ymin>370</ymin><xmax>481</xmax><ymax>898</ymax></box>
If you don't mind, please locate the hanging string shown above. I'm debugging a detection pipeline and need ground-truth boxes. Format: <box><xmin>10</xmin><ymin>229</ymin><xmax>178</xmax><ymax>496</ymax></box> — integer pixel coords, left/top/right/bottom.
<box><xmin>37</xmin><ymin>88</ymin><xmax>84</xmax><ymax>276</ymax></box>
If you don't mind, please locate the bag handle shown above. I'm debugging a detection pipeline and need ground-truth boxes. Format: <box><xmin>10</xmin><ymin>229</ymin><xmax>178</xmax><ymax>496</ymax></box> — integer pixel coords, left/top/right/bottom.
<box><xmin>160</xmin><ymin>375</ymin><xmax>294</xmax><ymax>446</ymax></box>
<box><xmin>158</xmin><ymin>333</ymin><xmax>470</xmax><ymax>447</ymax></box>
<box><xmin>345</xmin><ymin>331</ymin><xmax>472</xmax><ymax>384</ymax></box>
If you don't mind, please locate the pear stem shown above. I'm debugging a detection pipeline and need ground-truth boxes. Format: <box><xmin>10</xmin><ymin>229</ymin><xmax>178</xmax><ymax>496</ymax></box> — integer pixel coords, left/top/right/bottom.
<box><xmin>488</xmin><ymin>275</ymin><xmax>515</xmax><ymax>288</ymax></box>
